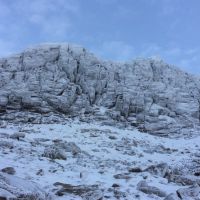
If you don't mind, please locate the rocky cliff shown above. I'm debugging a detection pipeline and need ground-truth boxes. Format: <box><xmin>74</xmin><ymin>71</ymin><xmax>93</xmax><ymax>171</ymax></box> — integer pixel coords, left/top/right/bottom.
<box><xmin>0</xmin><ymin>43</ymin><xmax>200</xmax><ymax>136</ymax></box>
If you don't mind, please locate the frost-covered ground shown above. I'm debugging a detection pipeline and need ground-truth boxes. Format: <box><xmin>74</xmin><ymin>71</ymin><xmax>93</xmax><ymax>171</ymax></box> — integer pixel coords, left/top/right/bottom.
<box><xmin>0</xmin><ymin>119</ymin><xmax>200</xmax><ymax>199</ymax></box>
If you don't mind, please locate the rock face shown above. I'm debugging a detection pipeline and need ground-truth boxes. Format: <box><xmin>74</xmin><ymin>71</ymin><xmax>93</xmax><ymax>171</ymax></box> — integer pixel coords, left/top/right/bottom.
<box><xmin>1</xmin><ymin>43</ymin><xmax>200</xmax><ymax>136</ymax></box>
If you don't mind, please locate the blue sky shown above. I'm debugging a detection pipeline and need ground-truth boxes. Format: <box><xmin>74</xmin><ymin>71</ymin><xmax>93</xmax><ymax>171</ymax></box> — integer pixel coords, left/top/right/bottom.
<box><xmin>0</xmin><ymin>0</ymin><xmax>200</xmax><ymax>74</ymax></box>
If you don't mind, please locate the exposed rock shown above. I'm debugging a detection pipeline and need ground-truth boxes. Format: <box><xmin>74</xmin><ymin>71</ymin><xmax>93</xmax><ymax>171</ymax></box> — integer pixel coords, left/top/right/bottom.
<box><xmin>42</xmin><ymin>146</ymin><xmax>67</xmax><ymax>160</ymax></box>
<box><xmin>144</xmin><ymin>163</ymin><xmax>171</xmax><ymax>177</ymax></box>
<box><xmin>194</xmin><ymin>172</ymin><xmax>200</xmax><ymax>176</ymax></box>
<box><xmin>168</xmin><ymin>175</ymin><xmax>200</xmax><ymax>186</ymax></box>
<box><xmin>0</xmin><ymin>172</ymin><xmax>52</xmax><ymax>200</ymax></box>
<box><xmin>0</xmin><ymin>133</ymin><xmax>9</xmax><ymax>139</ymax></box>
<box><xmin>113</xmin><ymin>190</ymin><xmax>127</xmax><ymax>199</ymax></box>
<box><xmin>144</xmin><ymin>162</ymin><xmax>200</xmax><ymax>186</ymax></box>
<box><xmin>0</xmin><ymin>121</ymin><xmax>7</xmax><ymax>128</ymax></box>
<box><xmin>1</xmin><ymin>167</ymin><xmax>16</xmax><ymax>175</ymax></box>
<box><xmin>0</xmin><ymin>141</ymin><xmax>13</xmax><ymax>149</ymax></box>
<box><xmin>1</xmin><ymin>44</ymin><xmax>200</xmax><ymax>136</ymax></box>
<box><xmin>53</xmin><ymin>140</ymin><xmax>82</xmax><ymax>155</ymax></box>
<box><xmin>112</xmin><ymin>183</ymin><xmax>120</xmax><ymax>188</ymax></box>
<box><xmin>113</xmin><ymin>173</ymin><xmax>132</xmax><ymax>180</ymax></box>
<box><xmin>108</xmin><ymin>135</ymin><xmax>117</xmax><ymax>140</ymax></box>
<box><xmin>128</xmin><ymin>167</ymin><xmax>143</xmax><ymax>173</ymax></box>
<box><xmin>10</xmin><ymin>132</ymin><xmax>25</xmax><ymax>140</ymax></box>
<box><xmin>176</xmin><ymin>185</ymin><xmax>200</xmax><ymax>200</ymax></box>
<box><xmin>34</xmin><ymin>138</ymin><xmax>51</xmax><ymax>143</ymax></box>
<box><xmin>82</xmin><ymin>191</ymin><xmax>103</xmax><ymax>200</ymax></box>
<box><xmin>164</xmin><ymin>193</ymin><xmax>180</xmax><ymax>200</ymax></box>
<box><xmin>146</xmin><ymin>145</ymin><xmax>178</xmax><ymax>154</ymax></box>
<box><xmin>53</xmin><ymin>182</ymin><xmax>103</xmax><ymax>199</ymax></box>
<box><xmin>36</xmin><ymin>169</ymin><xmax>44</xmax><ymax>176</ymax></box>
<box><xmin>115</xmin><ymin>137</ymin><xmax>137</xmax><ymax>155</ymax></box>
<box><xmin>137</xmin><ymin>180</ymin><xmax>167</xmax><ymax>197</ymax></box>
<box><xmin>0</xmin><ymin>188</ymin><xmax>16</xmax><ymax>200</ymax></box>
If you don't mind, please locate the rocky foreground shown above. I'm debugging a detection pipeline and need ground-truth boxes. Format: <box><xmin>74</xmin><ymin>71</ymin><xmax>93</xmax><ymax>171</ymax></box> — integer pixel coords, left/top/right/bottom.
<box><xmin>0</xmin><ymin>119</ymin><xmax>200</xmax><ymax>200</ymax></box>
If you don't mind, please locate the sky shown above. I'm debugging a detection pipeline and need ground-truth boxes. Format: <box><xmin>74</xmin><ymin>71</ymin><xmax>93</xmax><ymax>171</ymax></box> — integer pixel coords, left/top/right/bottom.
<box><xmin>0</xmin><ymin>0</ymin><xmax>200</xmax><ymax>74</ymax></box>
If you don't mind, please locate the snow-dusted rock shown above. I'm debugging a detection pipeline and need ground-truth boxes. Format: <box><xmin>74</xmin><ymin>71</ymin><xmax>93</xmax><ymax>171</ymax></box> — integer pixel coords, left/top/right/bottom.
<box><xmin>0</xmin><ymin>121</ymin><xmax>200</xmax><ymax>200</ymax></box>
<box><xmin>164</xmin><ymin>193</ymin><xmax>180</xmax><ymax>200</ymax></box>
<box><xmin>0</xmin><ymin>172</ymin><xmax>53</xmax><ymax>200</ymax></box>
<box><xmin>0</xmin><ymin>121</ymin><xmax>7</xmax><ymax>128</ymax></box>
<box><xmin>1</xmin><ymin>43</ymin><xmax>200</xmax><ymax>136</ymax></box>
<box><xmin>0</xmin><ymin>140</ymin><xmax>13</xmax><ymax>149</ymax></box>
<box><xmin>10</xmin><ymin>132</ymin><xmax>25</xmax><ymax>140</ymax></box>
<box><xmin>168</xmin><ymin>174</ymin><xmax>200</xmax><ymax>186</ymax></box>
<box><xmin>144</xmin><ymin>163</ymin><xmax>171</xmax><ymax>177</ymax></box>
<box><xmin>1</xmin><ymin>167</ymin><xmax>16</xmax><ymax>175</ymax></box>
<box><xmin>53</xmin><ymin>182</ymin><xmax>103</xmax><ymax>200</ymax></box>
<box><xmin>42</xmin><ymin>145</ymin><xmax>67</xmax><ymax>160</ymax></box>
<box><xmin>53</xmin><ymin>140</ymin><xmax>82</xmax><ymax>155</ymax></box>
<box><xmin>0</xmin><ymin>188</ymin><xmax>16</xmax><ymax>199</ymax></box>
<box><xmin>137</xmin><ymin>180</ymin><xmax>167</xmax><ymax>197</ymax></box>
<box><xmin>176</xmin><ymin>185</ymin><xmax>200</xmax><ymax>200</ymax></box>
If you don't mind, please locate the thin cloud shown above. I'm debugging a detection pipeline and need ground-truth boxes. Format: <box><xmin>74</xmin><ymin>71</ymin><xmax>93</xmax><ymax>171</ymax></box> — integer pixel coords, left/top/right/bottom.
<box><xmin>0</xmin><ymin>0</ymin><xmax>80</xmax><ymax>53</ymax></box>
<box><xmin>14</xmin><ymin>0</ymin><xmax>79</xmax><ymax>37</ymax></box>
<box><xmin>0</xmin><ymin>0</ymin><xmax>80</xmax><ymax>56</ymax></box>
<box><xmin>0</xmin><ymin>39</ymin><xmax>17</xmax><ymax>57</ymax></box>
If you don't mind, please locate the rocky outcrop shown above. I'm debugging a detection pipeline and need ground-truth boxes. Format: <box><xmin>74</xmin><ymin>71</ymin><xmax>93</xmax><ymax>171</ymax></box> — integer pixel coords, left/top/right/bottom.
<box><xmin>1</xmin><ymin>43</ymin><xmax>200</xmax><ymax>136</ymax></box>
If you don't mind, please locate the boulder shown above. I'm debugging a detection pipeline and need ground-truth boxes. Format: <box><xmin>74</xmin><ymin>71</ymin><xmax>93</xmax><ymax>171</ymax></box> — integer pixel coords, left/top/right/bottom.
<box><xmin>1</xmin><ymin>167</ymin><xmax>16</xmax><ymax>175</ymax></box>
<box><xmin>53</xmin><ymin>182</ymin><xmax>103</xmax><ymax>200</ymax></box>
<box><xmin>144</xmin><ymin>163</ymin><xmax>171</xmax><ymax>177</ymax></box>
<box><xmin>168</xmin><ymin>175</ymin><xmax>200</xmax><ymax>186</ymax></box>
<box><xmin>0</xmin><ymin>172</ymin><xmax>53</xmax><ymax>200</ymax></box>
<box><xmin>164</xmin><ymin>193</ymin><xmax>180</xmax><ymax>200</ymax></box>
<box><xmin>42</xmin><ymin>146</ymin><xmax>67</xmax><ymax>160</ymax></box>
<box><xmin>176</xmin><ymin>185</ymin><xmax>200</xmax><ymax>200</ymax></box>
<box><xmin>137</xmin><ymin>180</ymin><xmax>167</xmax><ymax>197</ymax></box>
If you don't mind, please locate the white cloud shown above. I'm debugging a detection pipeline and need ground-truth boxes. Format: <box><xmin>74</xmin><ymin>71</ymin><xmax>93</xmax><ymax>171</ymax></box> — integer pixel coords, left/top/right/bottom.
<box><xmin>0</xmin><ymin>0</ymin><xmax>80</xmax><ymax>55</ymax></box>
<box><xmin>0</xmin><ymin>0</ymin><xmax>81</xmax><ymax>57</ymax></box>
<box><xmin>13</xmin><ymin>0</ymin><xmax>79</xmax><ymax>37</ymax></box>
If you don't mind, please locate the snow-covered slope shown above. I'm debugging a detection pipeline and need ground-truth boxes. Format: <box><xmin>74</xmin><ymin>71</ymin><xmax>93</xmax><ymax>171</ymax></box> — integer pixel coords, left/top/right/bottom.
<box><xmin>0</xmin><ymin>120</ymin><xmax>200</xmax><ymax>199</ymax></box>
<box><xmin>1</xmin><ymin>43</ymin><xmax>200</xmax><ymax>136</ymax></box>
